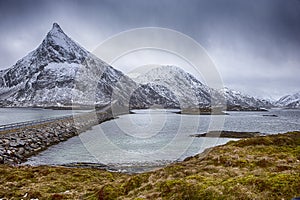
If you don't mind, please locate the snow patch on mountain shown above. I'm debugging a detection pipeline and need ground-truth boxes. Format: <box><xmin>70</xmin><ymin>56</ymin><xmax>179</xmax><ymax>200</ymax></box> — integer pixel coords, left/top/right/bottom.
<box><xmin>134</xmin><ymin>65</ymin><xmax>213</xmax><ymax>108</ymax></box>
<box><xmin>0</xmin><ymin>23</ymin><xmax>135</xmax><ymax>107</ymax></box>
<box><xmin>219</xmin><ymin>87</ymin><xmax>272</xmax><ymax>109</ymax></box>
<box><xmin>130</xmin><ymin>82</ymin><xmax>180</xmax><ymax>109</ymax></box>
<box><xmin>133</xmin><ymin>65</ymin><xmax>271</xmax><ymax>109</ymax></box>
<box><xmin>276</xmin><ymin>92</ymin><xmax>300</xmax><ymax>108</ymax></box>
<box><xmin>0</xmin><ymin>23</ymin><xmax>274</xmax><ymax>110</ymax></box>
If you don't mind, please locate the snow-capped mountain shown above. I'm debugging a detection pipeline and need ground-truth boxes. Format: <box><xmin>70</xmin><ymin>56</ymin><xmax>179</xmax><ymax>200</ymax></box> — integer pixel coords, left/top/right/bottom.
<box><xmin>132</xmin><ymin>65</ymin><xmax>271</xmax><ymax>110</ymax></box>
<box><xmin>130</xmin><ymin>83</ymin><xmax>180</xmax><ymax>109</ymax></box>
<box><xmin>134</xmin><ymin>65</ymin><xmax>213</xmax><ymax>108</ymax></box>
<box><xmin>0</xmin><ymin>23</ymin><xmax>273</xmax><ymax>111</ymax></box>
<box><xmin>276</xmin><ymin>92</ymin><xmax>300</xmax><ymax>108</ymax></box>
<box><xmin>0</xmin><ymin>23</ymin><xmax>136</xmax><ymax>107</ymax></box>
<box><xmin>220</xmin><ymin>87</ymin><xmax>273</xmax><ymax>109</ymax></box>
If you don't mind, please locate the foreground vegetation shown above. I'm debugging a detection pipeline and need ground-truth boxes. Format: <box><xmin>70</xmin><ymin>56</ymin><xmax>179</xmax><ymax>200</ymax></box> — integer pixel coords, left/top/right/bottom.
<box><xmin>0</xmin><ymin>131</ymin><xmax>299</xmax><ymax>199</ymax></box>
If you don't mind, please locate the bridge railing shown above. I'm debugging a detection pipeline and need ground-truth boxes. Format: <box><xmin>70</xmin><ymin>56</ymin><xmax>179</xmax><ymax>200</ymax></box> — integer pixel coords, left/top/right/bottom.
<box><xmin>0</xmin><ymin>104</ymin><xmax>113</xmax><ymax>132</ymax></box>
<box><xmin>0</xmin><ymin>115</ymin><xmax>74</xmax><ymax>131</ymax></box>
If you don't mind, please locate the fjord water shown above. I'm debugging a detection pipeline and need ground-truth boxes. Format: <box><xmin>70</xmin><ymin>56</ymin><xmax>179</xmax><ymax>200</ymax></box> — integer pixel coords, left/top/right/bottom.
<box><xmin>24</xmin><ymin>109</ymin><xmax>300</xmax><ymax>172</ymax></box>
<box><xmin>0</xmin><ymin>108</ymin><xmax>89</xmax><ymax>126</ymax></box>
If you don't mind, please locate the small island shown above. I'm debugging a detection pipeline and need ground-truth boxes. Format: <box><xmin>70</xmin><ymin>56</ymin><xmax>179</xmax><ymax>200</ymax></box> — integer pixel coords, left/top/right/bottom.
<box><xmin>179</xmin><ymin>107</ymin><xmax>227</xmax><ymax>115</ymax></box>
<box><xmin>190</xmin><ymin>130</ymin><xmax>264</xmax><ymax>138</ymax></box>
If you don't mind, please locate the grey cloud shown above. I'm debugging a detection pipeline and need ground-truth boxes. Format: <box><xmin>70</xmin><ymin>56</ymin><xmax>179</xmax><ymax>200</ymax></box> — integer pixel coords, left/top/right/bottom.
<box><xmin>0</xmin><ymin>0</ymin><xmax>299</xmax><ymax>99</ymax></box>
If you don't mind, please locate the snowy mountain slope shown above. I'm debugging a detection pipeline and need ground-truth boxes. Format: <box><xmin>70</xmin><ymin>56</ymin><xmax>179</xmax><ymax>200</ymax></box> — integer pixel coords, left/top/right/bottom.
<box><xmin>0</xmin><ymin>23</ymin><xmax>136</xmax><ymax>107</ymax></box>
<box><xmin>276</xmin><ymin>92</ymin><xmax>300</xmax><ymax>108</ymax></box>
<box><xmin>0</xmin><ymin>23</ymin><xmax>273</xmax><ymax>110</ymax></box>
<box><xmin>133</xmin><ymin>65</ymin><xmax>272</xmax><ymax>109</ymax></box>
<box><xmin>220</xmin><ymin>87</ymin><xmax>273</xmax><ymax>109</ymax></box>
<box><xmin>129</xmin><ymin>83</ymin><xmax>180</xmax><ymax>109</ymax></box>
<box><xmin>134</xmin><ymin>65</ymin><xmax>213</xmax><ymax>108</ymax></box>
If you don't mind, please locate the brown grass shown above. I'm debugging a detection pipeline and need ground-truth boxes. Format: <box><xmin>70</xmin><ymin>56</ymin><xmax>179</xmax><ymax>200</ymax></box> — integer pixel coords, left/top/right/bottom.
<box><xmin>0</xmin><ymin>131</ymin><xmax>299</xmax><ymax>199</ymax></box>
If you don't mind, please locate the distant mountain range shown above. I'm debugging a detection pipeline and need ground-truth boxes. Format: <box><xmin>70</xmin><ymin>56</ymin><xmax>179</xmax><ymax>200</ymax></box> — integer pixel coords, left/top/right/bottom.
<box><xmin>0</xmin><ymin>23</ymin><xmax>298</xmax><ymax>110</ymax></box>
<box><xmin>275</xmin><ymin>92</ymin><xmax>300</xmax><ymax>109</ymax></box>
<box><xmin>131</xmin><ymin>65</ymin><xmax>274</xmax><ymax>110</ymax></box>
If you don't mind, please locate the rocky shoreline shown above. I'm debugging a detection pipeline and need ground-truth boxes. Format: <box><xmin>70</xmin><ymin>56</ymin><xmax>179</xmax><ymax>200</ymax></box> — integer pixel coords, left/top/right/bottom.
<box><xmin>0</xmin><ymin>111</ymin><xmax>113</xmax><ymax>164</ymax></box>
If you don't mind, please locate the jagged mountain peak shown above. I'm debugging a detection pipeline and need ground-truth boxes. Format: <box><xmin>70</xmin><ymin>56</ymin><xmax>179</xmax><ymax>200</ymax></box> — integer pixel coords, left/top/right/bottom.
<box><xmin>0</xmin><ymin>23</ymin><xmax>274</xmax><ymax>109</ymax></box>
<box><xmin>52</xmin><ymin>22</ymin><xmax>62</xmax><ymax>30</ymax></box>
<box><xmin>45</xmin><ymin>23</ymin><xmax>69</xmax><ymax>42</ymax></box>
<box><xmin>49</xmin><ymin>22</ymin><xmax>64</xmax><ymax>34</ymax></box>
<box><xmin>33</xmin><ymin>23</ymin><xmax>88</xmax><ymax>64</ymax></box>
<box><xmin>44</xmin><ymin>23</ymin><xmax>70</xmax><ymax>45</ymax></box>
<box><xmin>0</xmin><ymin>23</ymin><xmax>132</xmax><ymax>107</ymax></box>
<box><xmin>45</xmin><ymin>23</ymin><xmax>83</xmax><ymax>48</ymax></box>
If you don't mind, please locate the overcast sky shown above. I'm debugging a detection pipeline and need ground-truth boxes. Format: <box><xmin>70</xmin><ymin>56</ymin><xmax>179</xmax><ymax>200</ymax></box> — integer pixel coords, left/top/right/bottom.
<box><xmin>0</xmin><ymin>0</ymin><xmax>299</xmax><ymax>99</ymax></box>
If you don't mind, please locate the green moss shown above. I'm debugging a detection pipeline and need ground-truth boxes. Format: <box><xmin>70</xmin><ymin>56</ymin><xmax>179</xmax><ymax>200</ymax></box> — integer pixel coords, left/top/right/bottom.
<box><xmin>293</xmin><ymin>146</ymin><xmax>300</xmax><ymax>159</ymax></box>
<box><xmin>121</xmin><ymin>173</ymin><xmax>150</xmax><ymax>194</ymax></box>
<box><xmin>99</xmin><ymin>184</ymin><xmax>123</xmax><ymax>200</ymax></box>
<box><xmin>159</xmin><ymin>179</ymin><xmax>192</xmax><ymax>199</ymax></box>
<box><xmin>222</xmin><ymin>172</ymin><xmax>300</xmax><ymax>199</ymax></box>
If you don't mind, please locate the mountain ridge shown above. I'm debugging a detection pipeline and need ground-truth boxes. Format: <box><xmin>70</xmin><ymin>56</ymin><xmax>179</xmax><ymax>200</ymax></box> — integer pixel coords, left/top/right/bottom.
<box><xmin>0</xmin><ymin>23</ymin><xmax>276</xmax><ymax>111</ymax></box>
<box><xmin>0</xmin><ymin>23</ymin><xmax>135</xmax><ymax>107</ymax></box>
<box><xmin>133</xmin><ymin>65</ymin><xmax>272</xmax><ymax>110</ymax></box>
<box><xmin>276</xmin><ymin>92</ymin><xmax>300</xmax><ymax>109</ymax></box>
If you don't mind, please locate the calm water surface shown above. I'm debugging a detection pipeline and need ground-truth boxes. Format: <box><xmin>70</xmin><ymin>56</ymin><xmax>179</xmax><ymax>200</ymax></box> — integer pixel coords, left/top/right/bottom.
<box><xmin>23</xmin><ymin>108</ymin><xmax>300</xmax><ymax>172</ymax></box>
<box><xmin>0</xmin><ymin>108</ymin><xmax>89</xmax><ymax>125</ymax></box>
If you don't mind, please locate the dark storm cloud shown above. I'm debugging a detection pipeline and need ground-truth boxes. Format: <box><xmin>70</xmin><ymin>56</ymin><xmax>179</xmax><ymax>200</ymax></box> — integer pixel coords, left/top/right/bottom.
<box><xmin>0</xmin><ymin>0</ymin><xmax>299</xmax><ymax>99</ymax></box>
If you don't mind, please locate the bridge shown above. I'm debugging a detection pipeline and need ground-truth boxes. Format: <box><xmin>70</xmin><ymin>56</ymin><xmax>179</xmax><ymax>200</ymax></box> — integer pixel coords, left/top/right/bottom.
<box><xmin>0</xmin><ymin>115</ymin><xmax>74</xmax><ymax>131</ymax></box>
<box><xmin>0</xmin><ymin>101</ymin><xmax>118</xmax><ymax>132</ymax></box>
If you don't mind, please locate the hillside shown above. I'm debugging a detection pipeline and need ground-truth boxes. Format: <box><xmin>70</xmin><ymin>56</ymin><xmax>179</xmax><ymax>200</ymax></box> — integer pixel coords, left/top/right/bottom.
<box><xmin>276</xmin><ymin>92</ymin><xmax>300</xmax><ymax>109</ymax></box>
<box><xmin>0</xmin><ymin>23</ymin><xmax>136</xmax><ymax>108</ymax></box>
<box><xmin>0</xmin><ymin>131</ymin><xmax>299</xmax><ymax>199</ymax></box>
